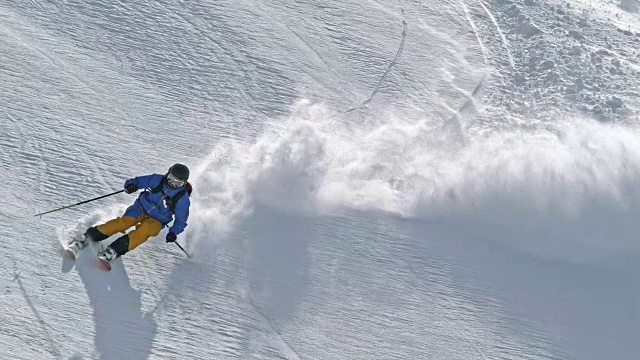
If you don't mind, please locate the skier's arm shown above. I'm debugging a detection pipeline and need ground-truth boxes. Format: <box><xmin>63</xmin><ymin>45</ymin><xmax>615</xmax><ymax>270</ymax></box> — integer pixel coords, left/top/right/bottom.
<box><xmin>169</xmin><ymin>196</ymin><xmax>190</xmax><ymax>235</ymax></box>
<box><xmin>124</xmin><ymin>174</ymin><xmax>163</xmax><ymax>190</ymax></box>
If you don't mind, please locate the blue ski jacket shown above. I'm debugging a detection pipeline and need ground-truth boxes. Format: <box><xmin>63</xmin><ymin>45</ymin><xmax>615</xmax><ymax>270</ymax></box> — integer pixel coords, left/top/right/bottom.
<box><xmin>123</xmin><ymin>174</ymin><xmax>190</xmax><ymax>235</ymax></box>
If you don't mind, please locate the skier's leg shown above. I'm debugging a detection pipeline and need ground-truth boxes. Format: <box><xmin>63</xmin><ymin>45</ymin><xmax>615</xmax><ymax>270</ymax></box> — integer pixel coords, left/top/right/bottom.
<box><xmin>96</xmin><ymin>215</ymin><xmax>142</xmax><ymax>237</ymax></box>
<box><xmin>93</xmin><ymin>202</ymin><xmax>145</xmax><ymax>239</ymax></box>
<box><xmin>106</xmin><ymin>218</ymin><xmax>162</xmax><ymax>258</ymax></box>
<box><xmin>84</xmin><ymin>214</ymin><xmax>141</xmax><ymax>259</ymax></box>
<box><xmin>84</xmin><ymin>226</ymin><xmax>109</xmax><ymax>242</ymax></box>
<box><xmin>128</xmin><ymin>218</ymin><xmax>163</xmax><ymax>250</ymax></box>
<box><xmin>81</xmin><ymin>215</ymin><xmax>138</xmax><ymax>247</ymax></box>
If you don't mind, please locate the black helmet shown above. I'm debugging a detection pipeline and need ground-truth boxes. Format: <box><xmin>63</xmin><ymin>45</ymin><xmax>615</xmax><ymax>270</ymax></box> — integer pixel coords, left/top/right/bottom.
<box><xmin>169</xmin><ymin>163</ymin><xmax>190</xmax><ymax>180</ymax></box>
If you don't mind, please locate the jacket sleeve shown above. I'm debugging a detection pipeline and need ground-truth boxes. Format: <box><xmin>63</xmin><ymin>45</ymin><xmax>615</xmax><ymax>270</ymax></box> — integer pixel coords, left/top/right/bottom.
<box><xmin>124</xmin><ymin>174</ymin><xmax>163</xmax><ymax>190</ymax></box>
<box><xmin>169</xmin><ymin>195</ymin><xmax>190</xmax><ymax>235</ymax></box>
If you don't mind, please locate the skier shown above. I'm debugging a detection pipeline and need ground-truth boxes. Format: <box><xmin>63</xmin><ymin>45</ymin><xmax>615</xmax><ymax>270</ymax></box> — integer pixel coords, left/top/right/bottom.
<box><xmin>68</xmin><ymin>163</ymin><xmax>192</xmax><ymax>262</ymax></box>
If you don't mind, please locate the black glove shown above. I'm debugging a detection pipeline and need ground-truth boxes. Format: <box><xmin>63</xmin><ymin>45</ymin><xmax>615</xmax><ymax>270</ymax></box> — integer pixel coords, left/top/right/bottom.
<box><xmin>166</xmin><ymin>232</ymin><xmax>177</xmax><ymax>243</ymax></box>
<box><xmin>125</xmin><ymin>183</ymin><xmax>138</xmax><ymax>194</ymax></box>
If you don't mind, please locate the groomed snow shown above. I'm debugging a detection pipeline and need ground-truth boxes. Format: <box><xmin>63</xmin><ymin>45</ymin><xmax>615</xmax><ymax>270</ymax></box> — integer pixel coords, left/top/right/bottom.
<box><xmin>1</xmin><ymin>0</ymin><xmax>639</xmax><ymax>359</ymax></box>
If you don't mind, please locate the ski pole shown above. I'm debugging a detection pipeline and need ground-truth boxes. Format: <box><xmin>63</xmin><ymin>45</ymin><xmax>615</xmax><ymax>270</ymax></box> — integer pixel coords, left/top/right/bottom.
<box><xmin>35</xmin><ymin>190</ymin><xmax>126</xmax><ymax>217</ymax></box>
<box><xmin>174</xmin><ymin>241</ymin><xmax>191</xmax><ymax>258</ymax></box>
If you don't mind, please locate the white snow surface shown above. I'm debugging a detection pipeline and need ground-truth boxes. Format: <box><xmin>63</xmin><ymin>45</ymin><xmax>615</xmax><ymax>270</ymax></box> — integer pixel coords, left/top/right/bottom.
<box><xmin>1</xmin><ymin>0</ymin><xmax>640</xmax><ymax>359</ymax></box>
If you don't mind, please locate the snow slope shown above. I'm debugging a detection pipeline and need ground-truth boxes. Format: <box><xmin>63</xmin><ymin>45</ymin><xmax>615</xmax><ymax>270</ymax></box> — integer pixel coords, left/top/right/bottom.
<box><xmin>1</xmin><ymin>0</ymin><xmax>639</xmax><ymax>359</ymax></box>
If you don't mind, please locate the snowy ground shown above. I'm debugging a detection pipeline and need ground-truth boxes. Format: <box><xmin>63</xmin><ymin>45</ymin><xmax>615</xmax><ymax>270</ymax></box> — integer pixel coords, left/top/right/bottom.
<box><xmin>1</xmin><ymin>0</ymin><xmax>640</xmax><ymax>359</ymax></box>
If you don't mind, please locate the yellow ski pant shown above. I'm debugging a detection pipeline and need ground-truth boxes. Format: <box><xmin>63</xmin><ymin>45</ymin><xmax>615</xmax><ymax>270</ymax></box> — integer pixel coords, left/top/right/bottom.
<box><xmin>96</xmin><ymin>214</ymin><xmax>163</xmax><ymax>251</ymax></box>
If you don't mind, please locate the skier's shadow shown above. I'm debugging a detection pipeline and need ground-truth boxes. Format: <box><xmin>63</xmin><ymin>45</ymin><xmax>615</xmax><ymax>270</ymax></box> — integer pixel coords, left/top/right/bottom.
<box><xmin>75</xmin><ymin>250</ymin><xmax>157</xmax><ymax>360</ymax></box>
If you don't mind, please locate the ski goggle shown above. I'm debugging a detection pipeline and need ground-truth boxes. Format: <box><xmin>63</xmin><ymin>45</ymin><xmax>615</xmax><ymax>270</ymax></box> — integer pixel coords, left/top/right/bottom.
<box><xmin>167</xmin><ymin>172</ymin><xmax>186</xmax><ymax>188</ymax></box>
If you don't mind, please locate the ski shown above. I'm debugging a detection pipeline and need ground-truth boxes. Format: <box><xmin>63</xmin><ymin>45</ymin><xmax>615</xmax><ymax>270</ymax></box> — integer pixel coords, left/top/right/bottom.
<box><xmin>98</xmin><ymin>258</ymin><xmax>112</xmax><ymax>271</ymax></box>
<box><xmin>95</xmin><ymin>244</ymin><xmax>111</xmax><ymax>271</ymax></box>
<box><xmin>95</xmin><ymin>243</ymin><xmax>113</xmax><ymax>272</ymax></box>
<box><xmin>64</xmin><ymin>238</ymin><xmax>86</xmax><ymax>260</ymax></box>
<box><xmin>64</xmin><ymin>247</ymin><xmax>78</xmax><ymax>260</ymax></box>
<box><xmin>64</xmin><ymin>237</ymin><xmax>112</xmax><ymax>272</ymax></box>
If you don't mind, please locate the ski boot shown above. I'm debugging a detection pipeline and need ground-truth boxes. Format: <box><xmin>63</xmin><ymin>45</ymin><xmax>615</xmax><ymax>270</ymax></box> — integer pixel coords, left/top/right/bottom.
<box><xmin>65</xmin><ymin>236</ymin><xmax>88</xmax><ymax>259</ymax></box>
<box><xmin>97</xmin><ymin>246</ymin><xmax>118</xmax><ymax>262</ymax></box>
<box><xmin>65</xmin><ymin>227</ymin><xmax>109</xmax><ymax>260</ymax></box>
<box><xmin>97</xmin><ymin>234</ymin><xmax>128</xmax><ymax>271</ymax></box>
<box><xmin>96</xmin><ymin>245</ymin><xmax>119</xmax><ymax>271</ymax></box>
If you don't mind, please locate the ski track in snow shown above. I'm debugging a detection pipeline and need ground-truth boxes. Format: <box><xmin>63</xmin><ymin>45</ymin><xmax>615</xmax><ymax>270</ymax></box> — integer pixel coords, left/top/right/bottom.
<box><xmin>475</xmin><ymin>0</ymin><xmax>516</xmax><ymax>68</ymax></box>
<box><xmin>345</xmin><ymin>13</ymin><xmax>408</xmax><ymax>113</ymax></box>
<box><xmin>460</xmin><ymin>0</ymin><xmax>490</xmax><ymax>66</ymax></box>
<box><xmin>1</xmin><ymin>0</ymin><xmax>640</xmax><ymax>359</ymax></box>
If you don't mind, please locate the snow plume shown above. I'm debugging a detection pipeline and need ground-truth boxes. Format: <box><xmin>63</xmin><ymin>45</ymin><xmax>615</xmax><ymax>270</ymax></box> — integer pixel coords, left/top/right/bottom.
<box><xmin>410</xmin><ymin>121</ymin><xmax>640</xmax><ymax>262</ymax></box>
<box><xmin>187</xmin><ymin>102</ymin><xmax>330</xmax><ymax>244</ymax></box>
<box><xmin>245</xmin><ymin>109</ymin><xmax>329</xmax><ymax>211</ymax></box>
<box><xmin>55</xmin><ymin>204</ymin><xmax>126</xmax><ymax>248</ymax></box>
<box><xmin>191</xmin><ymin>100</ymin><xmax>640</xmax><ymax>261</ymax></box>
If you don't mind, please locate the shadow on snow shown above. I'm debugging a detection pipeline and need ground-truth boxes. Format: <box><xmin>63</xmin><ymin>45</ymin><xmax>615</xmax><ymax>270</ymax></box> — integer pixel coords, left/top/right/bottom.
<box><xmin>71</xmin><ymin>248</ymin><xmax>157</xmax><ymax>360</ymax></box>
